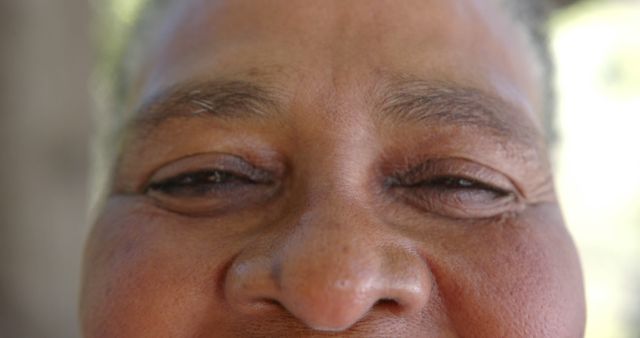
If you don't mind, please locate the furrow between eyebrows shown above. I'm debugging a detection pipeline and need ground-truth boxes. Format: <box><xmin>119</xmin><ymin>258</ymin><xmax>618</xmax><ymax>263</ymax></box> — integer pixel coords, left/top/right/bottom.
<box><xmin>129</xmin><ymin>79</ymin><xmax>283</xmax><ymax>131</ymax></box>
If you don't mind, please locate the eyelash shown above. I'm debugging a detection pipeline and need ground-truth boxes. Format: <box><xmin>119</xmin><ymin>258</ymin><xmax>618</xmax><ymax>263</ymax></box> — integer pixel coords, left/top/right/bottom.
<box><xmin>407</xmin><ymin>176</ymin><xmax>509</xmax><ymax>195</ymax></box>
<box><xmin>147</xmin><ymin>170</ymin><xmax>257</xmax><ymax>197</ymax></box>
<box><xmin>385</xmin><ymin>162</ymin><xmax>519</xmax><ymax>218</ymax></box>
<box><xmin>148</xmin><ymin>169</ymin><xmax>511</xmax><ymax>206</ymax></box>
<box><xmin>145</xmin><ymin>158</ymin><xmax>518</xmax><ymax>219</ymax></box>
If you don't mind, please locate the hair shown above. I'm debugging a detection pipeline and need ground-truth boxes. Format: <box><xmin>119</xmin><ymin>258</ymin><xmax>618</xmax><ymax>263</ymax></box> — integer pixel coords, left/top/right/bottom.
<box><xmin>89</xmin><ymin>0</ymin><xmax>569</xmax><ymax>213</ymax></box>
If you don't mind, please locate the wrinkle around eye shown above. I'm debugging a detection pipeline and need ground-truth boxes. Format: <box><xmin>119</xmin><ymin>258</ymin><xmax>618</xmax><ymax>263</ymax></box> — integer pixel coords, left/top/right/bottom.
<box><xmin>396</xmin><ymin>182</ymin><xmax>522</xmax><ymax>220</ymax></box>
<box><xmin>401</xmin><ymin>186</ymin><xmax>522</xmax><ymax>219</ymax></box>
<box><xmin>384</xmin><ymin>157</ymin><xmax>525</xmax><ymax>219</ymax></box>
<box><xmin>139</xmin><ymin>152</ymin><xmax>283</xmax><ymax>217</ymax></box>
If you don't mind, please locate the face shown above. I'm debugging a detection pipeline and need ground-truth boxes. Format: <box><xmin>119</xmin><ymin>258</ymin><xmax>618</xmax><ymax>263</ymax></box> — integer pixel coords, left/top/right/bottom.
<box><xmin>81</xmin><ymin>0</ymin><xmax>585</xmax><ymax>337</ymax></box>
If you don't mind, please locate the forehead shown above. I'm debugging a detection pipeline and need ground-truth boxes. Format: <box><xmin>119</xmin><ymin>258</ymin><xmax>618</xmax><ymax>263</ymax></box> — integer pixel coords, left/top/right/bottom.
<box><xmin>130</xmin><ymin>0</ymin><xmax>542</xmax><ymax>129</ymax></box>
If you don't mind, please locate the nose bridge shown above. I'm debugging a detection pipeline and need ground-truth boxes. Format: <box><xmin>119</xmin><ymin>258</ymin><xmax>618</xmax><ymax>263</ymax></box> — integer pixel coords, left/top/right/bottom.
<box><xmin>276</xmin><ymin>196</ymin><xmax>380</xmax><ymax>285</ymax></box>
<box><xmin>223</xmin><ymin>119</ymin><xmax>431</xmax><ymax>331</ymax></box>
<box><xmin>269</xmin><ymin>200</ymin><xmax>387</xmax><ymax>330</ymax></box>
<box><xmin>282</xmin><ymin>153</ymin><xmax>383</xmax><ymax>276</ymax></box>
<box><xmin>224</xmin><ymin>173</ymin><xmax>431</xmax><ymax>332</ymax></box>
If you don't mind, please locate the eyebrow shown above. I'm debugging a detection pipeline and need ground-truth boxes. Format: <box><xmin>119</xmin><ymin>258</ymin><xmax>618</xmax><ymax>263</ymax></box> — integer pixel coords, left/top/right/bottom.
<box><xmin>131</xmin><ymin>80</ymin><xmax>281</xmax><ymax>130</ymax></box>
<box><xmin>375</xmin><ymin>80</ymin><xmax>538</xmax><ymax>142</ymax></box>
<box><xmin>130</xmin><ymin>78</ymin><xmax>539</xmax><ymax>146</ymax></box>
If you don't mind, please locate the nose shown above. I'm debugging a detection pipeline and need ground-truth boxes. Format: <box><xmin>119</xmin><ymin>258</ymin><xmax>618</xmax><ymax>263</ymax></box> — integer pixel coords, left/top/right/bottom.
<box><xmin>224</xmin><ymin>202</ymin><xmax>432</xmax><ymax>332</ymax></box>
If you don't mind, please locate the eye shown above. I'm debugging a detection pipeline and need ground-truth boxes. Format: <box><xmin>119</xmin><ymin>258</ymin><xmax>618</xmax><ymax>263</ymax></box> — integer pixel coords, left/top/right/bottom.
<box><xmin>147</xmin><ymin>169</ymin><xmax>257</xmax><ymax>197</ymax></box>
<box><xmin>420</xmin><ymin>176</ymin><xmax>509</xmax><ymax>197</ymax></box>
<box><xmin>388</xmin><ymin>159</ymin><xmax>522</xmax><ymax>219</ymax></box>
<box><xmin>143</xmin><ymin>153</ymin><xmax>279</xmax><ymax>216</ymax></box>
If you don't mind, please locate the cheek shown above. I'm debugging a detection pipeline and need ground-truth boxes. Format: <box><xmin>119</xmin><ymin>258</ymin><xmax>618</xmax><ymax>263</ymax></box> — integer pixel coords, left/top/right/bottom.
<box><xmin>422</xmin><ymin>205</ymin><xmax>584</xmax><ymax>337</ymax></box>
<box><xmin>81</xmin><ymin>198</ymin><xmax>237</xmax><ymax>338</ymax></box>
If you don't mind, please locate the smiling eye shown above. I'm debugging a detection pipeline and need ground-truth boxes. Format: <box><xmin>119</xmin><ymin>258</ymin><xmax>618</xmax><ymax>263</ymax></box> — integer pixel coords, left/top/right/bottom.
<box><xmin>398</xmin><ymin>175</ymin><xmax>516</xmax><ymax>218</ymax></box>
<box><xmin>411</xmin><ymin>175</ymin><xmax>511</xmax><ymax>203</ymax></box>
<box><xmin>421</xmin><ymin>176</ymin><xmax>509</xmax><ymax>197</ymax></box>
<box><xmin>388</xmin><ymin>159</ymin><xmax>521</xmax><ymax>219</ymax></box>
<box><xmin>142</xmin><ymin>153</ymin><xmax>280</xmax><ymax>216</ymax></box>
<box><xmin>434</xmin><ymin>177</ymin><xmax>475</xmax><ymax>188</ymax></box>
<box><xmin>147</xmin><ymin>170</ymin><xmax>253</xmax><ymax>197</ymax></box>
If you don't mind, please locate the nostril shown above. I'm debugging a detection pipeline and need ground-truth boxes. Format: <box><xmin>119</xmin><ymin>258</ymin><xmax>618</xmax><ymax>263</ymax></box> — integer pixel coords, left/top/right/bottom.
<box><xmin>251</xmin><ymin>297</ymin><xmax>284</xmax><ymax>311</ymax></box>
<box><xmin>235</xmin><ymin>296</ymin><xmax>286</xmax><ymax>315</ymax></box>
<box><xmin>375</xmin><ymin>298</ymin><xmax>396</xmax><ymax>306</ymax></box>
<box><xmin>258</xmin><ymin>298</ymin><xmax>281</xmax><ymax>306</ymax></box>
<box><xmin>373</xmin><ymin>298</ymin><xmax>403</xmax><ymax>314</ymax></box>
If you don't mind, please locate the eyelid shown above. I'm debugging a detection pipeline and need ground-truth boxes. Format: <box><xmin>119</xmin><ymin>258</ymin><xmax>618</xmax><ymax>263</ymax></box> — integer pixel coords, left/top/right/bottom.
<box><xmin>382</xmin><ymin>157</ymin><xmax>527</xmax><ymax>219</ymax></box>
<box><xmin>143</xmin><ymin>152</ymin><xmax>277</xmax><ymax>192</ymax></box>
<box><xmin>386</xmin><ymin>157</ymin><xmax>517</xmax><ymax>193</ymax></box>
<box><xmin>141</xmin><ymin>152</ymin><xmax>283</xmax><ymax>217</ymax></box>
<box><xmin>146</xmin><ymin>169</ymin><xmax>252</xmax><ymax>195</ymax></box>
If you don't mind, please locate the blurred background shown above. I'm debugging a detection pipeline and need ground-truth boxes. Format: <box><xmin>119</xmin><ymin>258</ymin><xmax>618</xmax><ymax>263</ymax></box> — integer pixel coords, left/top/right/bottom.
<box><xmin>0</xmin><ymin>0</ymin><xmax>638</xmax><ymax>337</ymax></box>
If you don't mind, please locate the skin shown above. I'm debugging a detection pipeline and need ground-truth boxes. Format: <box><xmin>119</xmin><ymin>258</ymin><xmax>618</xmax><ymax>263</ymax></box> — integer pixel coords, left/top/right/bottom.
<box><xmin>81</xmin><ymin>0</ymin><xmax>586</xmax><ymax>337</ymax></box>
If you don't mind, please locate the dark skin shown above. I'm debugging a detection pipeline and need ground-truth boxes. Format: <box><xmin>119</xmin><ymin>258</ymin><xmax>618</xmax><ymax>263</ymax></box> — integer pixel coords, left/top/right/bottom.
<box><xmin>81</xmin><ymin>0</ymin><xmax>586</xmax><ymax>337</ymax></box>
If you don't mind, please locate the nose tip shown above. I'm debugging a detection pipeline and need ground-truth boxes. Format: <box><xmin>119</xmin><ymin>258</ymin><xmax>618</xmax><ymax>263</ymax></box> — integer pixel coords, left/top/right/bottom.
<box><xmin>278</xmin><ymin>279</ymin><xmax>377</xmax><ymax>331</ymax></box>
<box><xmin>276</xmin><ymin>270</ymin><xmax>430</xmax><ymax>332</ymax></box>
<box><xmin>225</xmin><ymin>247</ymin><xmax>431</xmax><ymax>332</ymax></box>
